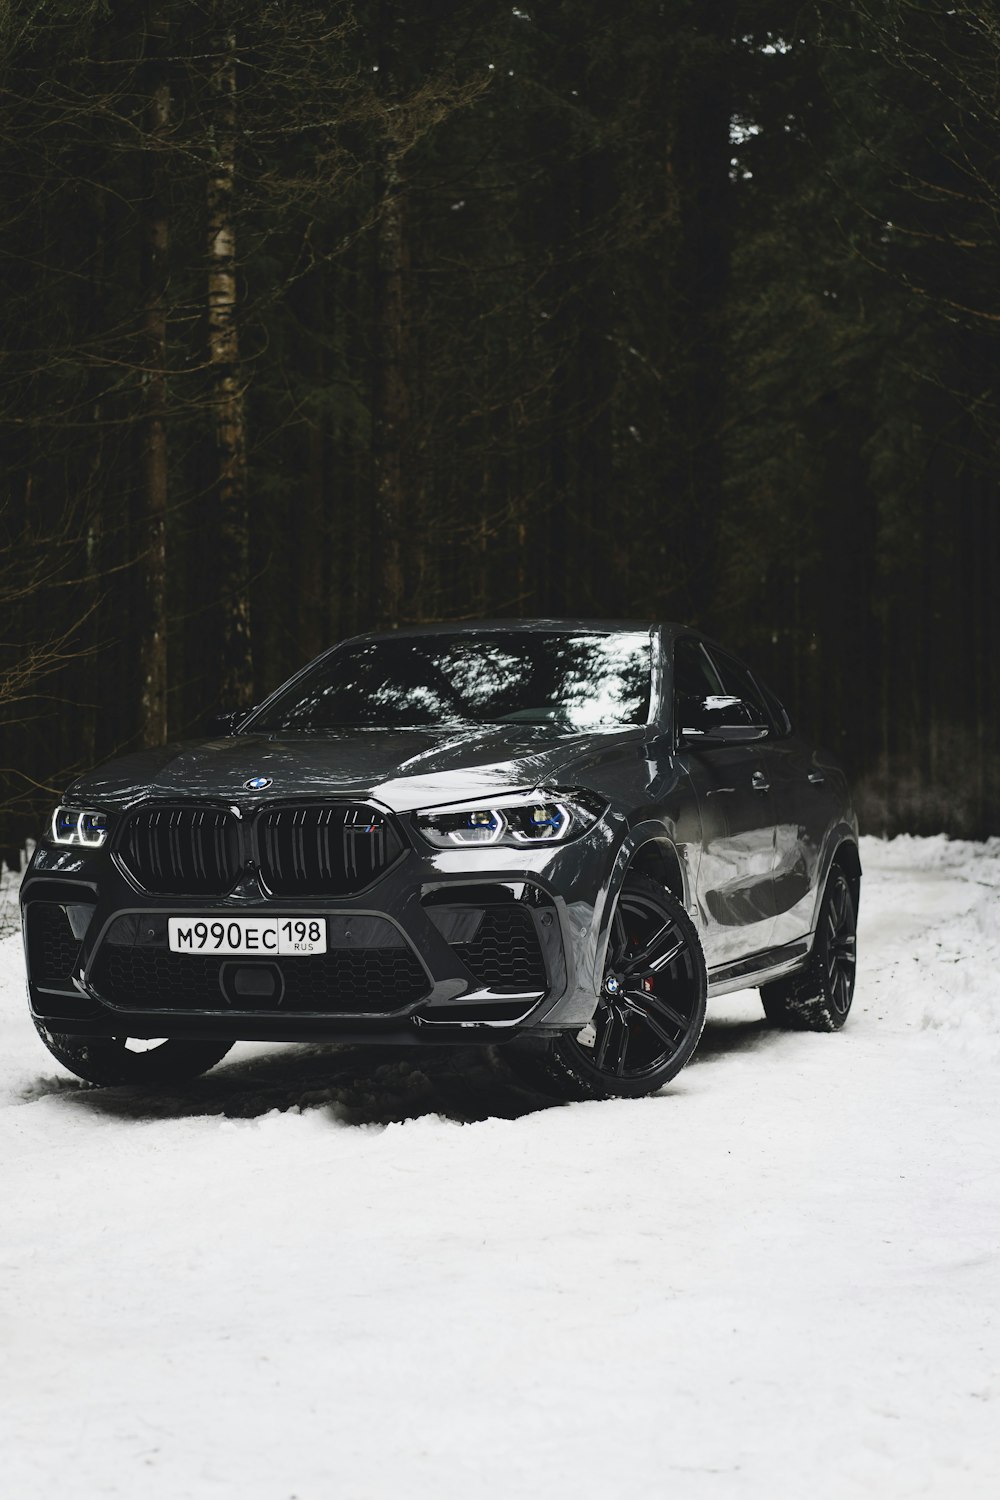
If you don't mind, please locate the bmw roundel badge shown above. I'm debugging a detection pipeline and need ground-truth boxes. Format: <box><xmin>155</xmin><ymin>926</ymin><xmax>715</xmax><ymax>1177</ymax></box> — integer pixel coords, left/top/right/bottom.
<box><xmin>243</xmin><ymin>776</ymin><xmax>273</xmax><ymax>791</ymax></box>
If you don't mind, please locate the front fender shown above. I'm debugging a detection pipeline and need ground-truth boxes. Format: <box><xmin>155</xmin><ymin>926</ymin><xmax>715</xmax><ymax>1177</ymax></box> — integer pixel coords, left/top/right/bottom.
<box><xmin>533</xmin><ymin>815</ymin><xmax>697</xmax><ymax>1030</ymax></box>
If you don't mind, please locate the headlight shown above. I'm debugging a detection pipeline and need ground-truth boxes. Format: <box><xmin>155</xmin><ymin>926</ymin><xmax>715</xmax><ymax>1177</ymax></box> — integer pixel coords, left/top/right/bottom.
<box><xmin>51</xmin><ymin>806</ymin><xmax>109</xmax><ymax>847</ymax></box>
<box><xmin>415</xmin><ymin>790</ymin><xmax>606</xmax><ymax>849</ymax></box>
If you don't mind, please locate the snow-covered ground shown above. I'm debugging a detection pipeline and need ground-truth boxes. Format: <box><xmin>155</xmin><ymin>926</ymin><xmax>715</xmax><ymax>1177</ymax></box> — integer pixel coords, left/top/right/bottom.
<box><xmin>2</xmin><ymin>836</ymin><xmax>999</xmax><ymax>1499</ymax></box>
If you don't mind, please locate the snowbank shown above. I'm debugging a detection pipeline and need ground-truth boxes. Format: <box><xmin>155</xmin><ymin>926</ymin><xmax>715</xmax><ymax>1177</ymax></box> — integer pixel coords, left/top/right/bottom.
<box><xmin>859</xmin><ymin>834</ymin><xmax>1000</xmax><ymax>1059</ymax></box>
<box><xmin>1</xmin><ymin>837</ymin><xmax>998</xmax><ymax>1498</ymax></box>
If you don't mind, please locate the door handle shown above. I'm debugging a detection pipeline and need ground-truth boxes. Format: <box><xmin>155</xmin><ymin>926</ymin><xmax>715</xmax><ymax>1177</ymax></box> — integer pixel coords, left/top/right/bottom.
<box><xmin>807</xmin><ymin>771</ymin><xmax>825</xmax><ymax>786</ymax></box>
<box><xmin>751</xmin><ymin>771</ymin><xmax>770</xmax><ymax>792</ymax></box>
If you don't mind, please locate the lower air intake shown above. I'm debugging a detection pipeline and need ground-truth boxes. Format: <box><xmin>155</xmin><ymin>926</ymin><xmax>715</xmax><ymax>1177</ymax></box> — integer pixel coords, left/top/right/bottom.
<box><xmin>90</xmin><ymin>943</ymin><xmax>428</xmax><ymax>1016</ymax></box>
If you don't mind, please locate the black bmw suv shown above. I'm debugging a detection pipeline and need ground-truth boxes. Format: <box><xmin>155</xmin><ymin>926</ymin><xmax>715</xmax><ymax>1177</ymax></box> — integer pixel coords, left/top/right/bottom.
<box><xmin>21</xmin><ymin>621</ymin><xmax>860</xmax><ymax>1099</ymax></box>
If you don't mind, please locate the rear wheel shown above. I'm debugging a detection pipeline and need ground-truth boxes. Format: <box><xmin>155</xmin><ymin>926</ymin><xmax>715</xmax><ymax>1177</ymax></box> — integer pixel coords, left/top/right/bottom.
<box><xmin>504</xmin><ymin>873</ymin><xmax>707</xmax><ymax>1101</ymax></box>
<box><xmin>33</xmin><ymin>1022</ymin><xmax>234</xmax><ymax>1087</ymax></box>
<box><xmin>759</xmin><ymin>865</ymin><xmax>857</xmax><ymax>1031</ymax></box>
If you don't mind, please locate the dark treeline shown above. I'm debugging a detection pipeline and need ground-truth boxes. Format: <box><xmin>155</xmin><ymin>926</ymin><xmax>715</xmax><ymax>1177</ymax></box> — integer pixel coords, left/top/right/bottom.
<box><xmin>2</xmin><ymin>0</ymin><xmax>999</xmax><ymax>856</ymax></box>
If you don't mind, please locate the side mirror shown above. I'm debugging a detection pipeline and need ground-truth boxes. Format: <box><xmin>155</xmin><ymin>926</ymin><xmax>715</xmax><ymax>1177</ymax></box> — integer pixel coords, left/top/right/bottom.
<box><xmin>684</xmin><ymin>723</ymin><xmax>769</xmax><ymax>746</ymax></box>
<box><xmin>679</xmin><ymin>695</ymin><xmax>769</xmax><ymax>747</ymax></box>
<box><xmin>204</xmin><ymin>707</ymin><xmax>255</xmax><ymax>737</ymax></box>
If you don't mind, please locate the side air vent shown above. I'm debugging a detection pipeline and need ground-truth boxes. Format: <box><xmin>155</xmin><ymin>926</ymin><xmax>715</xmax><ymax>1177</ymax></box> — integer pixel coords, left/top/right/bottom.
<box><xmin>26</xmin><ymin>902</ymin><xmax>83</xmax><ymax>984</ymax></box>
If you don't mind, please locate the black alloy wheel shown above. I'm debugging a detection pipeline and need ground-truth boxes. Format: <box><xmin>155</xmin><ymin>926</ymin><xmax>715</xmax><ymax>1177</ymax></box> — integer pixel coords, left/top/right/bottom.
<box><xmin>760</xmin><ymin>865</ymin><xmax>857</xmax><ymax>1031</ymax></box>
<box><xmin>503</xmin><ymin>873</ymin><xmax>707</xmax><ymax>1101</ymax></box>
<box><xmin>32</xmin><ymin>1022</ymin><xmax>234</xmax><ymax>1087</ymax></box>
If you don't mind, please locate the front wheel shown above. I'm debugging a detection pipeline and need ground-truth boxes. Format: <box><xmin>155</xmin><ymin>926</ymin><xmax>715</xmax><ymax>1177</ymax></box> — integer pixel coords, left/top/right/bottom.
<box><xmin>33</xmin><ymin>1022</ymin><xmax>235</xmax><ymax>1087</ymax></box>
<box><xmin>503</xmin><ymin>874</ymin><xmax>707</xmax><ymax>1101</ymax></box>
<box><xmin>759</xmin><ymin>865</ymin><xmax>857</xmax><ymax>1031</ymax></box>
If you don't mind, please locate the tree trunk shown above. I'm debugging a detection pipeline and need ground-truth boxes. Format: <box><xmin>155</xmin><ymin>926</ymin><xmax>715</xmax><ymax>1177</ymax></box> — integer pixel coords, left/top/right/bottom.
<box><xmin>660</xmin><ymin>6</ymin><xmax>733</xmax><ymax>623</ymax></box>
<box><xmin>372</xmin><ymin>155</ymin><xmax>408</xmax><ymax>628</ymax></box>
<box><xmin>138</xmin><ymin>1</ymin><xmax>169</xmax><ymax>747</ymax></box>
<box><xmin>207</xmin><ymin>21</ymin><xmax>252</xmax><ymax>706</ymax></box>
<box><xmin>296</xmin><ymin>264</ymin><xmax>326</xmax><ymax>661</ymax></box>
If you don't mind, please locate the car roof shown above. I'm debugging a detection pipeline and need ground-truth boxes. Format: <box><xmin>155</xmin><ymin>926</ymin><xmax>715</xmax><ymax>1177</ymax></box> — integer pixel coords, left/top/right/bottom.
<box><xmin>343</xmin><ymin>618</ymin><xmax>667</xmax><ymax>643</ymax></box>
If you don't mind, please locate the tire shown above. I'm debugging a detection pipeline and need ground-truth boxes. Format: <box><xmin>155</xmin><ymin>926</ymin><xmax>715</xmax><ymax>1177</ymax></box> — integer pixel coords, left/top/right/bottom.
<box><xmin>33</xmin><ymin>1021</ymin><xmax>234</xmax><ymax>1087</ymax></box>
<box><xmin>759</xmin><ymin>865</ymin><xmax>857</xmax><ymax>1031</ymax></box>
<box><xmin>503</xmin><ymin>873</ymin><xmax>707</xmax><ymax>1101</ymax></box>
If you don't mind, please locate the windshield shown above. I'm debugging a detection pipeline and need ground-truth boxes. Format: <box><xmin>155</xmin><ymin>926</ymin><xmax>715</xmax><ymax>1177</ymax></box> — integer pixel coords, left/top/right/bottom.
<box><xmin>248</xmin><ymin>630</ymin><xmax>651</xmax><ymax>734</ymax></box>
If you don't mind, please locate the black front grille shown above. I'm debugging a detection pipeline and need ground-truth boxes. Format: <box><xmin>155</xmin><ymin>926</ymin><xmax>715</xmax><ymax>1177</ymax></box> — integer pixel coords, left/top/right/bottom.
<box><xmin>117</xmin><ymin>807</ymin><xmax>241</xmax><ymax>895</ymax></box>
<box><xmin>257</xmin><ymin>804</ymin><xmax>404</xmax><ymax>895</ymax></box>
<box><xmin>114</xmin><ymin>801</ymin><xmax>403</xmax><ymax>897</ymax></box>
<box><xmin>26</xmin><ymin>902</ymin><xmax>82</xmax><ymax>983</ymax></box>
<box><xmin>454</xmin><ymin>907</ymin><xmax>547</xmax><ymax>992</ymax></box>
<box><xmin>90</xmin><ymin>943</ymin><xmax>428</xmax><ymax>1016</ymax></box>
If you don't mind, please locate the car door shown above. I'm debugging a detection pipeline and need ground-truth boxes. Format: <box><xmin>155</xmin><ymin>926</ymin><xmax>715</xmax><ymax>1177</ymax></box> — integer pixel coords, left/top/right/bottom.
<box><xmin>741</xmin><ymin>670</ymin><xmax>844</xmax><ymax>950</ymax></box>
<box><xmin>672</xmin><ymin>636</ymin><xmax>777</xmax><ymax>970</ymax></box>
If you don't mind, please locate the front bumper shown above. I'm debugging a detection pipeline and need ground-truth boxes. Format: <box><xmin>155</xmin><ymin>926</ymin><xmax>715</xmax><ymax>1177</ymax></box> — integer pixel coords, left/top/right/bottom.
<box><xmin>21</xmin><ymin>813</ymin><xmax>616</xmax><ymax>1045</ymax></box>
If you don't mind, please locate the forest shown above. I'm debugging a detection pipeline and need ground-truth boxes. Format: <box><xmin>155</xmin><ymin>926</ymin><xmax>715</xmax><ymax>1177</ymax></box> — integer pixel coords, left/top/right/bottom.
<box><xmin>2</xmin><ymin>0</ymin><xmax>999</xmax><ymax>858</ymax></box>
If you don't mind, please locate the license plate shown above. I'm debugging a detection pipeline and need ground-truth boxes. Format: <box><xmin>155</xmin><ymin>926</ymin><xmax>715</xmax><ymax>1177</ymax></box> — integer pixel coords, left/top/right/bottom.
<box><xmin>167</xmin><ymin>916</ymin><xmax>327</xmax><ymax>956</ymax></box>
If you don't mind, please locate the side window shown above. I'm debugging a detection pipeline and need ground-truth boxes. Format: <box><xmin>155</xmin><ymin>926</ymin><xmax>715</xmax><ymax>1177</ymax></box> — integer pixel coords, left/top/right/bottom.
<box><xmin>705</xmin><ymin>648</ymin><xmax>771</xmax><ymax>731</ymax></box>
<box><xmin>673</xmin><ymin>637</ymin><xmax>725</xmax><ymax>732</ymax></box>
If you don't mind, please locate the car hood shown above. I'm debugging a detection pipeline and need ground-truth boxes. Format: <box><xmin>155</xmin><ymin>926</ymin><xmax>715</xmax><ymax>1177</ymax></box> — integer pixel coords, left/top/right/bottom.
<box><xmin>64</xmin><ymin>724</ymin><xmax>646</xmax><ymax>815</ymax></box>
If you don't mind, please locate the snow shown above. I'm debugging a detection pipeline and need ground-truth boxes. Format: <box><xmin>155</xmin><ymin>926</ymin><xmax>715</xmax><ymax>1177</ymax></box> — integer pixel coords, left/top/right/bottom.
<box><xmin>2</xmin><ymin>836</ymin><xmax>999</xmax><ymax>1498</ymax></box>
